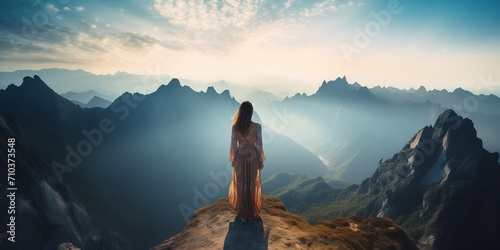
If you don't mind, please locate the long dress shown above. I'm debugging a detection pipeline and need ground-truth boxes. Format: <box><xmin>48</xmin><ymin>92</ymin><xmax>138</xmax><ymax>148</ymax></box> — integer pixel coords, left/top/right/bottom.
<box><xmin>228</xmin><ymin>122</ymin><xmax>266</xmax><ymax>219</ymax></box>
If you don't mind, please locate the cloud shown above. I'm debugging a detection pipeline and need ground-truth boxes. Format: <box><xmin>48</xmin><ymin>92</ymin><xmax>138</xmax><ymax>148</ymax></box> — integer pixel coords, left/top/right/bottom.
<box><xmin>0</xmin><ymin>0</ymin><xmax>364</xmax><ymax>67</ymax></box>
<box><xmin>153</xmin><ymin>0</ymin><xmax>262</xmax><ymax>31</ymax></box>
<box><xmin>0</xmin><ymin>12</ymin><xmax>190</xmax><ymax>72</ymax></box>
<box><xmin>300</xmin><ymin>0</ymin><xmax>339</xmax><ymax>17</ymax></box>
<box><xmin>113</xmin><ymin>32</ymin><xmax>162</xmax><ymax>50</ymax></box>
<box><xmin>150</xmin><ymin>0</ymin><xmax>362</xmax><ymax>54</ymax></box>
<box><xmin>153</xmin><ymin>0</ymin><xmax>359</xmax><ymax>31</ymax></box>
<box><xmin>46</xmin><ymin>3</ymin><xmax>60</xmax><ymax>13</ymax></box>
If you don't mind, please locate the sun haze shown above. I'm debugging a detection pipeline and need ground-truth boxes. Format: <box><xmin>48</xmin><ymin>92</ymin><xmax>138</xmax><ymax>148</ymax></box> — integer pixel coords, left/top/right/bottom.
<box><xmin>1</xmin><ymin>0</ymin><xmax>499</xmax><ymax>94</ymax></box>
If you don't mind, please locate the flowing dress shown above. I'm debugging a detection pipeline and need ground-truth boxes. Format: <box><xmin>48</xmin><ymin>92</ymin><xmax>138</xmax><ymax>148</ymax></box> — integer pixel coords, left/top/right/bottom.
<box><xmin>228</xmin><ymin>122</ymin><xmax>266</xmax><ymax>219</ymax></box>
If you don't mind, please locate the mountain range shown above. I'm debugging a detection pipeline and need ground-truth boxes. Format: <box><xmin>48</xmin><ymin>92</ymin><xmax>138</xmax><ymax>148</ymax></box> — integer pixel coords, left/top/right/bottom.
<box><xmin>255</xmin><ymin>76</ymin><xmax>500</xmax><ymax>183</ymax></box>
<box><xmin>61</xmin><ymin>89</ymin><xmax>117</xmax><ymax>103</ymax></box>
<box><xmin>0</xmin><ymin>68</ymin><xmax>293</xmax><ymax>102</ymax></box>
<box><xmin>0</xmin><ymin>69</ymin><xmax>172</xmax><ymax>97</ymax></box>
<box><xmin>71</xmin><ymin>96</ymin><xmax>112</xmax><ymax>109</ymax></box>
<box><xmin>0</xmin><ymin>72</ymin><xmax>499</xmax><ymax>249</ymax></box>
<box><xmin>0</xmin><ymin>76</ymin><xmax>326</xmax><ymax>249</ymax></box>
<box><xmin>0</xmin><ymin>76</ymin><xmax>131</xmax><ymax>249</ymax></box>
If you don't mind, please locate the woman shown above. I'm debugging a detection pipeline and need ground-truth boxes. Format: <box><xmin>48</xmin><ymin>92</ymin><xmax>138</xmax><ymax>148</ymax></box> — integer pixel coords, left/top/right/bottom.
<box><xmin>228</xmin><ymin>101</ymin><xmax>266</xmax><ymax>224</ymax></box>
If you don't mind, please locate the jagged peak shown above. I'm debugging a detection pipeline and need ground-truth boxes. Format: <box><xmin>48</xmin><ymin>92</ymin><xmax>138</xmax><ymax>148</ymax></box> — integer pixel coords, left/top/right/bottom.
<box><xmin>24</xmin><ymin>75</ymin><xmax>51</xmax><ymax>89</ymax></box>
<box><xmin>453</xmin><ymin>87</ymin><xmax>473</xmax><ymax>95</ymax></box>
<box><xmin>433</xmin><ymin>109</ymin><xmax>459</xmax><ymax>131</ymax></box>
<box><xmin>333</xmin><ymin>76</ymin><xmax>348</xmax><ymax>85</ymax></box>
<box><xmin>2</xmin><ymin>75</ymin><xmax>56</xmax><ymax>96</ymax></box>
<box><xmin>352</xmin><ymin>82</ymin><xmax>361</xmax><ymax>89</ymax></box>
<box><xmin>206</xmin><ymin>86</ymin><xmax>217</xmax><ymax>95</ymax></box>
<box><xmin>221</xmin><ymin>89</ymin><xmax>231</xmax><ymax>98</ymax></box>
<box><xmin>417</xmin><ymin>86</ymin><xmax>427</xmax><ymax>92</ymax></box>
<box><xmin>437</xmin><ymin>108</ymin><xmax>458</xmax><ymax>119</ymax></box>
<box><xmin>167</xmin><ymin>78</ymin><xmax>181</xmax><ymax>88</ymax></box>
<box><xmin>155</xmin><ymin>78</ymin><xmax>183</xmax><ymax>93</ymax></box>
<box><xmin>400</xmin><ymin>108</ymin><xmax>489</xmax><ymax>185</ymax></box>
<box><xmin>316</xmin><ymin>77</ymin><xmax>349</xmax><ymax>94</ymax></box>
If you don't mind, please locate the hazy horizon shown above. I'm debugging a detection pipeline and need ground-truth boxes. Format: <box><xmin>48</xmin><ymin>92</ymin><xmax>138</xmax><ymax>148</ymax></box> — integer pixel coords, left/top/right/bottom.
<box><xmin>1</xmin><ymin>68</ymin><xmax>500</xmax><ymax>98</ymax></box>
<box><xmin>1</xmin><ymin>0</ymin><xmax>500</xmax><ymax>95</ymax></box>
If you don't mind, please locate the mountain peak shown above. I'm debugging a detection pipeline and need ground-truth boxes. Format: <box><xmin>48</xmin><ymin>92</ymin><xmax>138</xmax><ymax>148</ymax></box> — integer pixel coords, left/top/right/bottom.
<box><xmin>436</xmin><ymin>108</ymin><xmax>458</xmax><ymax>121</ymax></box>
<box><xmin>453</xmin><ymin>87</ymin><xmax>472</xmax><ymax>96</ymax></box>
<box><xmin>334</xmin><ymin>76</ymin><xmax>349</xmax><ymax>85</ymax></box>
<box><xmin>417</xmin><ymin>85</ymin><xmax>427</xmax><ymax>93</ymax></box>
<box><xmin>417</xmin><ymin>109</ymin><xmax>482</xmax><ymax>159</ymax></box>
<box><xmin>2</xmin><ymin>75</ymin><xmax>56</xmax><ymax>97</ymax></box>
<box><xmin>155</xmin><ymin>78</ymin><xmax>183</xmax><ymax>93</ymax></box>
<box><xmin>153</xmin><ymin>196</ymin><xmax>417</xmax><ymax>250</ymax></box>
<box><xmin>221</xmin><ymin>89</ymin><xmax>231</xmax><ymax>97</ymax></box>
<box><xmin>356</xmin><ymin>108</ymin><xmax>500</xmax><ymax>248</ymax></box>
<box><xmin>206</xmin><ymin>86</ymin><xmax>217</xmax><ymax>95</ymax></box>
<box><xmin>22</xmin><ymin>75</ymin><xmax>53</xmax><ymax>91</ymax></box>
<box><xmin>313</xmin><ymin>77</ymin><xmax>378</xmax><ymax>102</ymax></box>
<box><xmin>433</xmin><ymin>109</ymin><xmax>460</xmax><ymax>136</ymax></box>
<box><xmin>168</xmin><ymin>78</ymin><xmax>181</xmax><ymax>87</ymax></box>
<box><xmin>316</xmin><ymin>77</ymin><xmax>349</xmax><ymax>94</ymax></box>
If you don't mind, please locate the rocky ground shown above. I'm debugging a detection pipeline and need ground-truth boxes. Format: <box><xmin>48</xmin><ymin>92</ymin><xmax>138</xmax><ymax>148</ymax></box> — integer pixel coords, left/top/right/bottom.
<box><xmin>153</xmin><ymin>195</ymin><xmax>417</xmax><ymax>250</ymax></box>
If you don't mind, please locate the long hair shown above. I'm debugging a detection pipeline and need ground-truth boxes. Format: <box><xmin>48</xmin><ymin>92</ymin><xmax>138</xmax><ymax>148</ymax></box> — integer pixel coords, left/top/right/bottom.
<box><xmin>232</xmin><ymin>101</ymin><xmax>253</xmax><ymax>136</ymax></box>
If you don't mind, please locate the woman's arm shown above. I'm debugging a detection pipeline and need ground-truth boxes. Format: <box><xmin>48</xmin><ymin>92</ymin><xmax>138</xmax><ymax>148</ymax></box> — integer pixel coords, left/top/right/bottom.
<box><xmin>229</xmin><ymin>128</ymin><xmax>237</xmax><ymax>166</ymax></box>
<box><xmin>256</xmin><ymin>123</ymin><xmax>266</xmax><ymax>169</ymax></box>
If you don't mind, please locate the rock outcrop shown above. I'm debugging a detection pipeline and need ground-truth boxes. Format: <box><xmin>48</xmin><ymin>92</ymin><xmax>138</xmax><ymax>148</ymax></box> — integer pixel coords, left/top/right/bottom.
<box><xmin>262</xmin><ymin>110</ymin><xmax>500</xmax><ymax>249</ymax></box>
<box><xmin>0</xmin><ymin>117</ymin><xmax>131</xmax><ymax>250</ymax></box>
<box><xmin>153</xmin><ymin>196</ymin><xmax>417</xmax><ymax>250</ymax></box>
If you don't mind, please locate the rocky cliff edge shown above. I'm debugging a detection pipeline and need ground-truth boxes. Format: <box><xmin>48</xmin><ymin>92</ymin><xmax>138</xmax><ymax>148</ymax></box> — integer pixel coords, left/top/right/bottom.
<box><xmin>153</xmin><ymin>195</ymin><xmax>417</xmax><ymax>250</ymax></box>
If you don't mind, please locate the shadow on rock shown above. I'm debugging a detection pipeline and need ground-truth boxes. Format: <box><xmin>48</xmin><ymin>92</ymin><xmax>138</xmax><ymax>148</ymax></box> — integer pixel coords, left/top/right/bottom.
<box><xmin>223</xmin><ymin>216</ymin><xmax>269</xmax><ymax>250</ymax></box>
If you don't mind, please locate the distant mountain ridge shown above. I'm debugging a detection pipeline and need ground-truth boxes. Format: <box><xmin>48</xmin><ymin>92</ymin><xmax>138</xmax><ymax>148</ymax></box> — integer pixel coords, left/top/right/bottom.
<box><xmin>70</xmin><ymin>96</ymin><xmax>112</xmax><ymax>108</ymax></box>
<box><xmin>370</xmin><ymin>84</ymin><xmax>500</xmax><ymax>115</ymax></box>
<box><xmin>312</xmin><ymin>76</ymin><xmax>380</xmax><ymax>103</ymax></box>
<box><xmin>62</xmin><ymin>89</ymin><xmax>117</xmax><ymax>104</ymax></box>
<box><xmin>80</xmin><ymin>96</ymin><xmax>112</xmax><ymax>108</ymax></box>
<box><xmin>0</xmin><ymin>68</ymin><xmax>293</xmax><ymax>102</ymax></box>
<box><xmin>2</xmin><ymin>68</ymin><xmax>499</xmax><ymax>104</ymax></box>
<box><xmin>4</xmin><ymin>70</ymin><xmax>496</xmax><ymax>183</ymax></box>
<box><xmin>0</xmin><ymin>68</ymin><xmax>173</xmax><ymax>96</ymax></box>
<box><xmin>255</xmin><ymin>76</ymin><xmax>500</xmax><ymax>183</ymax></box>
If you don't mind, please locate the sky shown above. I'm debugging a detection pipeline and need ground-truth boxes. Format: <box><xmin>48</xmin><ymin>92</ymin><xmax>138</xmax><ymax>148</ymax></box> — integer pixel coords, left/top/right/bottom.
<box><xmin>0</xmin><ymin>0</ymin><xmax>499</xmax><ymax>95</ymax></box>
